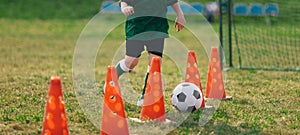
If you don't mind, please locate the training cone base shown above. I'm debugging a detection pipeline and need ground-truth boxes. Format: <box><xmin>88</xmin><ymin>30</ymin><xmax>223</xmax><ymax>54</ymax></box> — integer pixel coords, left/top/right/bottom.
<box><xmin>129</xmin><ymin>118</ymin><xmax>175</xmax><ymax>125</ymax></box>
<box><xmin>204</xmin><ymin>96</ymin><xmax>232</xmax><ymax>101</ymax></box>
<box><xmin>200</xmin><ymin>105</ymin><xmax>214</xmax><ymax>109</ymax></box>
<box><xmin>222</xmin><ymin>96</ymin><xmax>233</xmax><ymax>101</ymax></box>
<box><xmin>204</xmin><ymin>94</ymin><xmax>233</xmax><ymax>101</ymax></box>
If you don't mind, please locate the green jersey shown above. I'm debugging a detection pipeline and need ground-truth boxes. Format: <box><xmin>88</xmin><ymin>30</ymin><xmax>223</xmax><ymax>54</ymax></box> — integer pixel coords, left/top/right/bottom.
<box><xmin>121</xmin><ymin>0</ymin><xmax>178</xmax><ymax>40</ymax></box>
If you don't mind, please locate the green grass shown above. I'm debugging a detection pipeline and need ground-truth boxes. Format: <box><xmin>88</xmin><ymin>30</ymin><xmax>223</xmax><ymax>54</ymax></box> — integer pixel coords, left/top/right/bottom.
<box><xmin>0</xmin><ymin>17</ymin><xmax>299</xmax><ymax>135</ymax></box>
<box><xmin>1</xmin><ymin>0</ymin><xmax>299</xmax><ymax>21</ymax></box>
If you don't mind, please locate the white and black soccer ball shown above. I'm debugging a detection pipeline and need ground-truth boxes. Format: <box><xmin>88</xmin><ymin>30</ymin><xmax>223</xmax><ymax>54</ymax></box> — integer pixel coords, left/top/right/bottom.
<box><xmin>171</xmin><ymin>82</ymin><xmax>203</xmax><ymax>112</ymax></box>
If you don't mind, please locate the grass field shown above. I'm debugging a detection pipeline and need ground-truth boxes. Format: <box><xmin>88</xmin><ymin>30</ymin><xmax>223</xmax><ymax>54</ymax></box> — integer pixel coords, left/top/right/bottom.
<box><xmin>0</xmin><ymin>15</ymin><xmax>299</xmax><ymax>135</ymax></box>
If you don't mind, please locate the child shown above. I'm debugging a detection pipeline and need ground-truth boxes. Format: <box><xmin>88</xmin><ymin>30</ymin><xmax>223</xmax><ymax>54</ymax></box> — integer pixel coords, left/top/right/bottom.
<box><xmin>116</xmin><ymin>0</ymin><xmax>186</xmax><ymax>106</ymax></box>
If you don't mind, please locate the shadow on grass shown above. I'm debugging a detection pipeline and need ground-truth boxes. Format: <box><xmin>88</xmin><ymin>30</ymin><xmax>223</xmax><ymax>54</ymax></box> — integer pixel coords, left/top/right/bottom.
<box><xmin>170</xmin><ymin>109</ymin><xmax>263</xmax><ymax>135</ymax></box>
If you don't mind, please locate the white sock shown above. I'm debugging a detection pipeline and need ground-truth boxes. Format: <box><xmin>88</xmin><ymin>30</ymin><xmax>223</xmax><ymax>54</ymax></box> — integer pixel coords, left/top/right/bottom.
<box><xmin>120</xmin><ymin>59</ymin><xmax>131</xmax><ymax>72</ymax></box>
<box><xmin>147</xmin><ymin>65</ymin><xmax>151</xmax><ymax>72</ymax></box>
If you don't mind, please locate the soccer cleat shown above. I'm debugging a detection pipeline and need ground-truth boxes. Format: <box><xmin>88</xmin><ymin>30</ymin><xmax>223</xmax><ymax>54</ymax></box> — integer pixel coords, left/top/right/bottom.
<box><xmin>136</xmin><ymin>97</ymin><xmax>144</xmax><ymax>107</ymax></box>
<box><xmin>136</xmin><ymin>94</ymin><xmax>145</xmax><ymax>106</ymax></box>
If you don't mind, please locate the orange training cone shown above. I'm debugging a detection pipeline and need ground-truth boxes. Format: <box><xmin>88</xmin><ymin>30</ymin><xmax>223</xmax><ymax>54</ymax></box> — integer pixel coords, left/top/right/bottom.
<box><xmin>184</xmin><ymin>51</ymin><xmax>206</xmax><ymax>108</ymax></box>
<box><xmin>100</xmin><ymin>66</ymin><xmax>129</xmax><ymax>135</ymax></box>
<box><xmin>139</xmin><ymin>57</ymin><xmax>166</xmax><ymax>122</ymax></box>
<box><xmin>41</xmin><ymin>77</ymin><xmax>69</xmax><ymax>135</ymax></box>
<box><xmin>205</xmin><ymin>47</ymin><xmax>232</xmax><ymax>100</ymax></box>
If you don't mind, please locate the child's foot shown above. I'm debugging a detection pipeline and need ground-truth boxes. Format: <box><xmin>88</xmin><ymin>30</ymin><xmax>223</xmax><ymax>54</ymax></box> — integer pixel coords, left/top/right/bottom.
<box><xmin>136</xmin><ymin>96</ymin><xmax>144</xmax><ymax>107</ymax></box>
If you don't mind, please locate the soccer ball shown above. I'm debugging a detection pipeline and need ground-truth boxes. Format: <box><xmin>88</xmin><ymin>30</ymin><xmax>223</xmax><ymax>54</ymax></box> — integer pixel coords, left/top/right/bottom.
<box><xmin>171</xmin><ymin>82</ymin><xmax>203</xmax><ymax>112</ymax></box>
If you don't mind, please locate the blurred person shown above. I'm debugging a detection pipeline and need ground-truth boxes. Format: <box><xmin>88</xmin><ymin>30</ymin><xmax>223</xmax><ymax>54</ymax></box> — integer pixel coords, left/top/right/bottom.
<box><xmin>206</xmin><ymin>1</ymin><xmax>219</xmax><ymax>23</ymax></box>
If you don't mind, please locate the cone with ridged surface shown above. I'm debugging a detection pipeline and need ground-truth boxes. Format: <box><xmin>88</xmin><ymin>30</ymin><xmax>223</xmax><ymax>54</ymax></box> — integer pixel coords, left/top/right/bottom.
<box><xmin>205</xmin><ymin>47</ymin><xmax>232</xmax><ymax>100</ymax></box>
<box><xmin>41</xmin><ymin>77</ymin><xmax>69</xmax><ymax>135</ymax></box>
<box><xmin>139</xmin><ymin>57</ymin><xmax>166</xmax><ymax>122</ymax></box>
<box><xmin>100</xmin><ymin>66</ymin><xmax>129</xmax><ymax>135</ymax></box>
<box><xmin>184</xmin><ymin>51</ymin><xmax>207</xmax><ymax>108</ymax></box>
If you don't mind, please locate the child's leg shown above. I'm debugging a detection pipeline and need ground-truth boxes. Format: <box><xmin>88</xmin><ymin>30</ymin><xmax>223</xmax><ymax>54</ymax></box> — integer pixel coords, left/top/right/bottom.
<box><xmin>140</xmin><ymin>53</ymin><xmax>162</xmax><ymax>97</ymax></box>
<box><xmin>116</xmin><ymin>56</ymin><xmax>139</xmax><ymax>77</ymax></box>
<box><xmin>104</xmin><ymin>40</ymin><xmax>144</xmax><ymax>94</ymax></box>
<box><xmin>116</xmin><ymin>40</ymin><xmax>145</xmax><ymax>78</ymax></box>
<box><xmin>140</xmin><ymin>65</ymin><xmax>151</xmax><ymax>100</ymax></box>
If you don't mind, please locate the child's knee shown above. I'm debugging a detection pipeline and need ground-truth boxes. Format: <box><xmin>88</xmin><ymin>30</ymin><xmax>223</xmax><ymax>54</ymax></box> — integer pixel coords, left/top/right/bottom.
<box><xmin>125</xmin><ymin>56</ymin><xmax>139</xmax><ymax>69</ymax></box>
